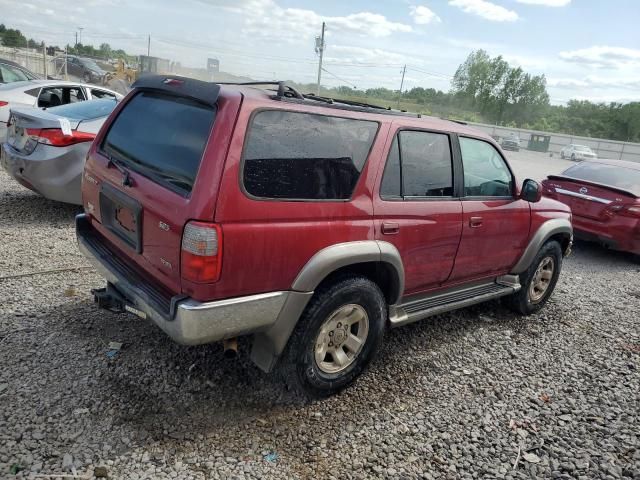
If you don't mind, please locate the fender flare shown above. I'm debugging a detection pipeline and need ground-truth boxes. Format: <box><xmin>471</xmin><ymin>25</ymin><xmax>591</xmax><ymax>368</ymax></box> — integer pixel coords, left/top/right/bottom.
<box><xmin>511</xmin><ymin>218</ymin><xmax>573</xmax><ymax>274</ymax></box>
<box><xmin>250</xmin><ymin>240</ymin><xmax>405</xmax><ymax>372</ymax></box>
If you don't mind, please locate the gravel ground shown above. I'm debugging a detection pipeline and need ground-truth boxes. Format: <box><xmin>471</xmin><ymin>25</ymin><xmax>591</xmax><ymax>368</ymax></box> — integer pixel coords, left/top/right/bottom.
<box><xmin>0</xmin><ymin>167</ymin><xmax>639</xmax><ymax>480</ymax></box>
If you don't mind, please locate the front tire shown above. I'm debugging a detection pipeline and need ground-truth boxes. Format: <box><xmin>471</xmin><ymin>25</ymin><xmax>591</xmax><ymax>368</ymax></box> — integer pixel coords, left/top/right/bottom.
<box><xmin>280</xmin><ymin>276</ymin><xmax>386</xmax><ymax>399</ymax></box>
<box><xmin>505</xmin><ymin>240</ymin><xmax>563</xmax><ymax>315</ymax></box>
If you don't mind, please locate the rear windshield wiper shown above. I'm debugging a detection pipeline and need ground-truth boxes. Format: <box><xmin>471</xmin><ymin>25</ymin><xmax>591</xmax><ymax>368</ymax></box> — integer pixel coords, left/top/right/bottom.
<box><xmin>104</xmin><ymin>150</ymin><xmax>133</xmax><ymax>187</ymax></box>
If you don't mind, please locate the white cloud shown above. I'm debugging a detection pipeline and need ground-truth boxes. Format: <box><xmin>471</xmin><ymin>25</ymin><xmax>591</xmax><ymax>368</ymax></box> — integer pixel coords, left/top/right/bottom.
<box><xmin>548</xmin><ymin>76</ymin><xmax>640</xmax><ymax>90</ymax></box>
<box><xmin>515</xmin><ymin>0</ymin><xmax>570</xmax><ymax>6</ymax></box>
<box><xmin>448</xmin><ymin>0</ymin><xmax>519</xmax><ymax>22</ymax></box>
<box><xmin>239</xmin><ymin>0</ymin><xmax>412</xmax><ymax>42</ymax></box>
<box><xmin>559</xmin><ymin>46</ymin><xmax>640</xmax><ymax>69</ymax></box>
<box><xmin>410</xmin><ymin>5</ymin><xmax>441</xmax><ymax>24</ymax></box>
<box><xmin>324</xmin><ymin>45</ymin><xmax>408</xmax><ymax>65</ymax></box>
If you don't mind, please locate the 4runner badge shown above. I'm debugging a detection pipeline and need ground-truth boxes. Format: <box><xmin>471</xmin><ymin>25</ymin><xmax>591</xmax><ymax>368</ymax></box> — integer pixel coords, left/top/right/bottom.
<box><xmin>159</xmin><ymin>221</ymin><xmax>170</xmax><ymax>231</ymax></box>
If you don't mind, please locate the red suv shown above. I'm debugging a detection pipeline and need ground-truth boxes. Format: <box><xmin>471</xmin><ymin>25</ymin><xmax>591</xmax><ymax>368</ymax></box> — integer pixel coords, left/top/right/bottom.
<box><xmin>76</xmin><ymin>76</ymin><xmax>572</xmax><ymax>398</ymax></box>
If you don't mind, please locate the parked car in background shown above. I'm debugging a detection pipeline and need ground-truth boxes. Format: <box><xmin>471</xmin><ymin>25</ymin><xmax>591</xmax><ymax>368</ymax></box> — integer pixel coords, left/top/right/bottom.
<box><xmin>76</xmin><ymin>76</ymin><xmax>573</xmax><ymax>398</ymax></box>
<box><xmin>53</xmin><ymin>55</ymin><xmax>108</xmax><ymax>84</ymax></box>
<box><xmin>1</xmin><ymin>98</ymin><xmax>118</xmax><ymax>204</ymax></box>
<box><xmin>0</xmin><ymin>58</ymin><xmax>42</xmax><ymax>84</ymax></box>
<box><xmin>560</xmin><ymin>144</ymin><xmax>597</xmax><ymax>161</ymax></box>
<box><xmin>542</xmin><ymin>159</ymin><xmax>640</xmax><ymax>258</ymax></box>
<box><xmin>501</xmin><ymin>135</ymin><xmax>520</xmax><ymax>152</ymax></box>
<box><xmin>0</xmin><ymin>80</ymin><xmax>121</xmax><ymax>142</ymax></box>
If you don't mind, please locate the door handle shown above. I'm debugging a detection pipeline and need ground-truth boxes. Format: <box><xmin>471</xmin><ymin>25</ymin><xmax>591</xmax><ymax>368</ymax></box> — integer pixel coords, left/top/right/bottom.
<box><xmin>381</xmin><ymin>222</ymin><xmax>400</xmax><ymax>235</ymax></box>
<box><xmin>469</xmin><ymin>216</ymin><xmax>483</xmax><ymax>228</ymax></box>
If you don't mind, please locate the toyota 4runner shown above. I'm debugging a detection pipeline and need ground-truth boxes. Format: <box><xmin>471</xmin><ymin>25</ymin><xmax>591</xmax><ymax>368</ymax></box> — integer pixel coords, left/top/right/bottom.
<box><xmin>76</xmin><ymin>76</ymin><xmax>572</xmax><ymax>398</ymax></box>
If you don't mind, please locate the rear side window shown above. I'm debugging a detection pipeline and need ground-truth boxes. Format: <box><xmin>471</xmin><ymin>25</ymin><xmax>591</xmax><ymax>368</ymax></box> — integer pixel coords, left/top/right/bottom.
<box><xmin>562</xmin><ymin>162</ymin><xmax>640</xmax><ymax>195</ymax></box>
<box><xmin>102</xmin><ymin>91</ymin><xmax>216</xmax><ymax>195</ymax></box>
<box><xmin>243</xmin><ymin>110</ymin><xmax>378</xmax><ymax>200</ymax></box>
<box><xmin>380</xmin><ymin>130</ymin><xmax>454</xmax><ymax>198</ymax></box>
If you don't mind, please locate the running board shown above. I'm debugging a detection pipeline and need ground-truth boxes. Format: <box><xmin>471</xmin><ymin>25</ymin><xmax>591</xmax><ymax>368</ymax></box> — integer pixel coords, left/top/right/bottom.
<box><xmin>389</xmin><ymin>275</ymin><xmax>520</xmax><ymax>328</ymax></box>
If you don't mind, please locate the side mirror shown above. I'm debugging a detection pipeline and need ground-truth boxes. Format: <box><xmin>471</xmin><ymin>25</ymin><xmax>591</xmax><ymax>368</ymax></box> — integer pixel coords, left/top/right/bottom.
<box><xmin>521</xmin><ymin>179</ymin><xmax>542</xmax><ymax>203</ymax></box>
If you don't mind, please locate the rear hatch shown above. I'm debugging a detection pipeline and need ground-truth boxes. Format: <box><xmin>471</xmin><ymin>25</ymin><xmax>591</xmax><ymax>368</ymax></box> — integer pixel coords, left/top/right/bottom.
<box><xmin>81</xmin><ymin>76</ymin><xmax>239</xmax><ymax>296</ymax></box>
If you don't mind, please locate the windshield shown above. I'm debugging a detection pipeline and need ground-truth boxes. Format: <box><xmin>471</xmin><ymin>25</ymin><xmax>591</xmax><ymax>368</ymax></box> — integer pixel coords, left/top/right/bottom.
<box><xmin>562</xmin><ymin>162</ymin><xmax>640</xmax><ymax>195</ymax></box>
<box><xmin>574</xmin><ymin>145</ymin><xmax>592</xmax><ymax>152</ymax></box>
<box><xmin>81</xmin><ymin>59</ymin><xmax>101</xmax><ymax>70</ymax></box>
<box><xmin>47</xmin><ymin>98</ymin><xmax>117</xmax><ymax>120</ymax></box>
<box><xmin>0</xmin><ymin>63</ymin><xmax>31</xmax><ymax>83</ymax></box>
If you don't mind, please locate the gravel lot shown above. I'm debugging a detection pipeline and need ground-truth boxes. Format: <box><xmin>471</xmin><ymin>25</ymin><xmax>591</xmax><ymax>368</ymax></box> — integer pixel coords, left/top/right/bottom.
<box><xmin>0</xmin><ymin>161</ymin><xmax>638</xmax><ymax>479</ymax></box>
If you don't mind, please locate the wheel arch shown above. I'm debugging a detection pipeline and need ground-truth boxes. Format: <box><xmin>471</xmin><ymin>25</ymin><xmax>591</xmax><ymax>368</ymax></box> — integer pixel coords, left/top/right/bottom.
<box><xmin>250</xmin><ymin>241</ymin><xmax>405</xmax><ymax>372</ymax></box>
<box><xmin>511</xmin><ymin>218</ymin><xmax>572</xmax><ymax>274</ymax></box>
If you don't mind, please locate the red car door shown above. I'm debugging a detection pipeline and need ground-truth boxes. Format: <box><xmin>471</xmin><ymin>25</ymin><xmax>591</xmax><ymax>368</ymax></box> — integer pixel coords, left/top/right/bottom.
<box><xmin>448</xmin><ymin>136</ymin><xmax>530</xmax><ymax>282</ymax></box>
<box><xmin>374</xmin><ymin>128</ymin><xmax>463</xmax><ymax>296</ymax></box>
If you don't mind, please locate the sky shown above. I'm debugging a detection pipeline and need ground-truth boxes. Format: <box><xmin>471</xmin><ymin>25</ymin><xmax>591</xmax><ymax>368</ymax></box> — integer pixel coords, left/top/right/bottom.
<box><xmin>1</xmin><ymin>0</ymin><xmax>639</xmax><ymax>105</ymax></box>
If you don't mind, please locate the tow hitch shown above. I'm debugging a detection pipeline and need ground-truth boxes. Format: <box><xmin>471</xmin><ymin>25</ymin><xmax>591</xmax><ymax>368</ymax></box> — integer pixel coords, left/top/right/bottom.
<box><xmin>92</xmin><ymin>283</ymin><xmax>125</xmax><ymax>313</ymax></box>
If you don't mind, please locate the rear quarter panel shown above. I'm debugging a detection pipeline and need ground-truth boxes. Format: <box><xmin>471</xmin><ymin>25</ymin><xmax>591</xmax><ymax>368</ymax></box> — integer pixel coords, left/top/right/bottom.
<box><xmin>204</xmin><ymin>99</ymin><xmax>392</xmax><ymax>301</ymax></box>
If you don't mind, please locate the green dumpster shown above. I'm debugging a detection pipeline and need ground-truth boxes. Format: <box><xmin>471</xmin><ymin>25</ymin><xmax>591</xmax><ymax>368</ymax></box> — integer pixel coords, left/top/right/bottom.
<box><xmin>527</xmin><ymin>134</ymin><xmax>551</xmax><ymax>153</ymax></box>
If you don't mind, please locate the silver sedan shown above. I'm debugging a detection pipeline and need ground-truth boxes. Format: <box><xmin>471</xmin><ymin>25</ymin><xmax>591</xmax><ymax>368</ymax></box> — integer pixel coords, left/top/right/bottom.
<box><xmin>0</xmin><ymin>80</ymin><xmax>122</xmax><ymax>142</ymax></box>
<box><xmin>1</xmin><ymin>98</ymin><xmax>118</xmax><ymax>205</ymax></box>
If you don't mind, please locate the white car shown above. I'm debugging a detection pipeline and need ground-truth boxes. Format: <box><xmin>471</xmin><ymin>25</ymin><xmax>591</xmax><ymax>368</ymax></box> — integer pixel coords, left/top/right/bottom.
<box><xmin>560</xmin><ymin>144</ymin><xmax>597</xmax><ymax>161</ymax></box>
<box><xmin>0</xmin><ymin>80</ymin><xmax>122</xmax><ymax>142</ymax></box>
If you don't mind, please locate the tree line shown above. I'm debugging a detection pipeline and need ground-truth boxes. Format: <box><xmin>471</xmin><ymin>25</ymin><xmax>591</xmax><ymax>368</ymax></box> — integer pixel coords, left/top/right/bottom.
<box><xmin>297</xmin><ymin>50</ymin><xmax>639</xmax><ymax>142</ymax></box>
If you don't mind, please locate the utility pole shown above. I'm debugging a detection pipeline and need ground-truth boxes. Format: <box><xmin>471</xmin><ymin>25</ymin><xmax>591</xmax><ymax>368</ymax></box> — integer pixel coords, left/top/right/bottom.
<box><xmin>315</xmin><ymin>22</ymin><xmax>326</xmax><ymax>96</ymax></box>
<box><xmin>147</xmin><ymin>34</ymin><xmax>151</xmax><ymax>57</ymax></box>
<box><xmin>75</xmin><ymin>32</ymin><xmax>78</xmax><ymax>48</ymax></box>
<box><xmin>398</xmin><ymin>65</ymin><xmax>406</xmax><ymax>109</ymax></box>
<box><xmin>78</xmin><ymin>27</ymin><xmax>83</xmax><ymax>45</ymax></box>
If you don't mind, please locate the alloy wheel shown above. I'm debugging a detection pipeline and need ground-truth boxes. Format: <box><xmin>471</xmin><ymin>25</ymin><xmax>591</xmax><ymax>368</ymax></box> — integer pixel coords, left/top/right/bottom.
<box><xmin>314</xmin><ymin>304</ymin><xmax>369</xmax><ymax>374</ymax></box>
<box><xmin>529</xmin><ymin>256</ymin><xmax>555</xmax><ymax>303</ymax></box>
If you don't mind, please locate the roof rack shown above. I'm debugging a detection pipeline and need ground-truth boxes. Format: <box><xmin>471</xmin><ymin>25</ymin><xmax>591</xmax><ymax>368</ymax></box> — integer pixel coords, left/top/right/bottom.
<box><xmin>215</xmin><ymin>81</ymin><xmax>303</xmax><ymax>99</ymax></box>
<box><xmin>217</xmin><ymin>80</ymin><xmax>423</xmax><ymax>118</ymax></box>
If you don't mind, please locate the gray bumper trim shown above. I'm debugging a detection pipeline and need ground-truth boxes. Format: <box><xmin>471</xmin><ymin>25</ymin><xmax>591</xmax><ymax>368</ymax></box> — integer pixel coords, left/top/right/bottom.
<box><xmin>77</xmin><ymin>221</ymin><xmax>289</xmax><ymax>345</ymax></box>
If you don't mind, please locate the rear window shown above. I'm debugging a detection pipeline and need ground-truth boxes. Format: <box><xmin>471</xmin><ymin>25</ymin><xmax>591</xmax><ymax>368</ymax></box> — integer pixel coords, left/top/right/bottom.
<box><xmin>562</xmin><ymin>162</ymin><xmax>640</xmax><ymax>195</ymax></box>
<box><xmin>102</xmin><ymin>91</ymin><xmax>215</xmax><ymax>195</ymax></box>
<box><xmin>47</xmin><ymin>98</ymin><xmax>117</xmax><ymax>120</ymax></box>
<box><xmin>242</xmin><ymin>110</ymin><xmax>378</xmax><ymax>200</ymax></box>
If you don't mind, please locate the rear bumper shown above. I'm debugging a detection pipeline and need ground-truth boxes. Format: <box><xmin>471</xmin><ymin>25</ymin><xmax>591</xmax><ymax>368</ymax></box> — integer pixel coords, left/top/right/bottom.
<box><xmin>76</xmin><ymin>214</ymin><xmax>294</xmax><ymax>345</ymax></box>
<box><xmin>1</xmin><ymin>142</ymin><xmax>84</xmax><ymax>205</ymax></box>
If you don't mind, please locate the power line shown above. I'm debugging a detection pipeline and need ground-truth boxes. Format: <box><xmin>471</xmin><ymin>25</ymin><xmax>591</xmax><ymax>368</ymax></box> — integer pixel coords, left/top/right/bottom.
<box><xmin>321</xmin><ymin>67</ymin><xmax>357</xmax><ymax>88</ymax></box>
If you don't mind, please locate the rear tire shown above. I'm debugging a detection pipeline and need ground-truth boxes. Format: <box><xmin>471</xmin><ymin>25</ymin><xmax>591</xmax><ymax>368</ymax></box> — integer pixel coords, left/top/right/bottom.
<box><xmin>504</xmin><ymin>240</ymin><xmax>563</xmax><ymax>315</ymax></box>
<box><xmin>560</xmin><ymin>152</ymin><xmax>565</xmax><ymax>159</ymax></box>
<box><xmin>83</xmin><ymin>72</ymin><xmax>91</xmax><ymax>84</ymax></box>
<box><xmin>279</xmin><ymin>276</ymin><xmax>386</xmax><ymax>400</ymax></box>
<box><xmin>571</xmin><ymin>154</ymin><xmax>576</xmax><ymax>161</ymax></box>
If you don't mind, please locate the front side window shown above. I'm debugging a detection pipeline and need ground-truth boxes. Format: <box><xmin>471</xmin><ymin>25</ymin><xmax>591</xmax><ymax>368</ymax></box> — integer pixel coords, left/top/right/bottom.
<box><xmin>460</xmin><ymin>137</ymin><xmax>513</xmax><ymax>197</ymax></box>
<box><xmin>243</xmin><ymin>110</ymin><xmax>378</xmax><ymax>200</ymax></box>
<box><xmin>380</xmin><ymin>130</ymin><xmax>454</xmax><ymax>199</ymax></box>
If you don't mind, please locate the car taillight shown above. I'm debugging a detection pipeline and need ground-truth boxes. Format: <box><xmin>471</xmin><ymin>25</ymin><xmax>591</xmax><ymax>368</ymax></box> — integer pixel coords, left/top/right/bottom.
<box><xmin>26</xmin><ymin>128</ymin><xmax>95</xmax><ymax>147</ymax></box>
<box><xmin>623</xmin><ymin>205</ymin><xmax>640</xmax><ymax>218</ymax></box>
<box><xmin>0</xmin><ymin>101</ymin><xmax>8</xmax><ymax>108</ymax></box>
<box><xmin>541</xmin><ymin>181</ymin><xmax>557</xmax><ymax>198</ymax></box>
<box><xmin>605</xmin><ymin>203</ymin><xmax>640</xmax><ymax>219</ymax></box>
<box><xmin>181</xmin><ymin>221</ymin><xmax>222</xmax><ymax>283</ymax></box>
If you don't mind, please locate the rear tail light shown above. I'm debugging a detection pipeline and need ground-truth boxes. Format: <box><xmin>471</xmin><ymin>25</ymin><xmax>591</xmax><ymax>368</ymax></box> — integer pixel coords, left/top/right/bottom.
<box><xmin>26</xmin><ymin>128</ymin><xmax>95</xmax><ymax>147</ymax></box>
<box><xmin>604</xmin><ymin>202</ymin><xmax>640</xmax><ymax>219</ymax></box>
<box><xmin>623</xmin><ymin>205</ymin><xmax>640</xmax><ymax>218</ymax></box>
<box><xmin>0</xmin><ymin>101</ymin><xmax>8</xmax><ymax>107</ymax></box>
<box><xmin>541</xmin><ymin>182</ymin><xmax>557</xmax><ymax>199</ymax></box>
<box><xmin>181</xmin><ymin>221</ymin><xmax>222</xmax><ymax>283</ymax></box>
